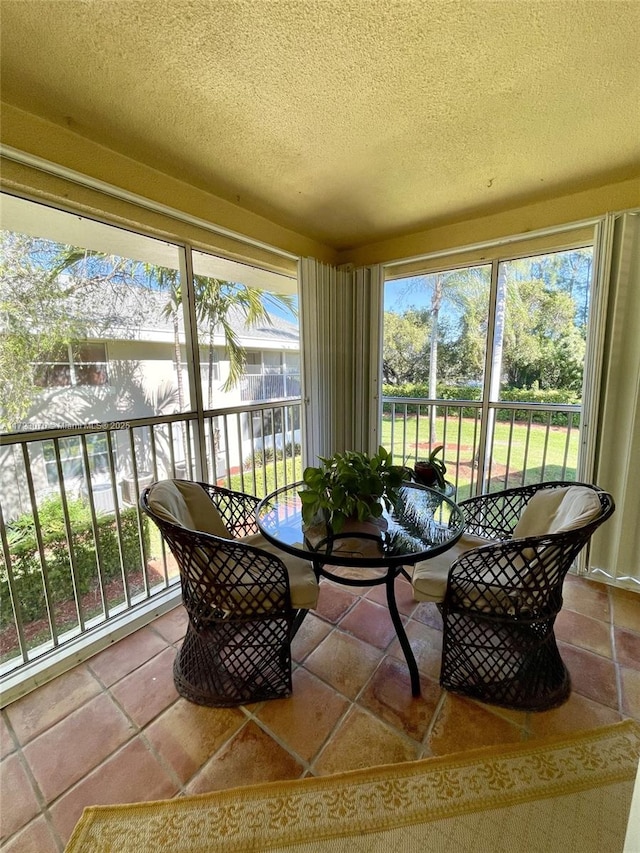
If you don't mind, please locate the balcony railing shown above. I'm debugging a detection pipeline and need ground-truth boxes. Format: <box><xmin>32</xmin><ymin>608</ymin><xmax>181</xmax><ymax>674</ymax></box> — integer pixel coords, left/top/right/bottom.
<box><xmin>0</xmin><ymin>393</ymin><xmax>580</xmax><ymax>703</ymax></box>
<box><xmin>0</xmin><ymin>397</ymin><xmax>302</xmax><ymax>703</ymax></box>
<box><xmin>382</xmin><ymin>396</ymin><xmax>581</xmax><ymax>500</ymax></box>
<box><xmin>240</xmin><ymin>371</ymin><xmax>301</xmax><ymax>402</ymax></box>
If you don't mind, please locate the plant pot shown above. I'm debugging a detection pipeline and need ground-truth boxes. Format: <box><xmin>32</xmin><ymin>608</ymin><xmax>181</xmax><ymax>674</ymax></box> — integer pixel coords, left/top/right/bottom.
<box><xmin>413</xmin><ymin>462</ymin><xmax>439</xmax><ymax>486</ymax></box>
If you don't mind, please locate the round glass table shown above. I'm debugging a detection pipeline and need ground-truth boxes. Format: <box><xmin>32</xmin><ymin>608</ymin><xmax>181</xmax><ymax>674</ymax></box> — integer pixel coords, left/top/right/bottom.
<box><xmin>256</xmin><ymin>482</ymin><xmax>465</xmax><ymax>696</ymax></box>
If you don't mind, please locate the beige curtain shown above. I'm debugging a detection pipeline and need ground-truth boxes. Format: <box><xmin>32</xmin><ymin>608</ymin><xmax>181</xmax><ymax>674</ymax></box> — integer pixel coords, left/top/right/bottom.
<box><xmin>588</xmin><ymin>211</ymin><xmax>640</xmax><ymax>590</ymax></box>
<box><xmin>299</xmin><ymin>259</ymin><xmax>383</xmax><ymax>466</ymax></box>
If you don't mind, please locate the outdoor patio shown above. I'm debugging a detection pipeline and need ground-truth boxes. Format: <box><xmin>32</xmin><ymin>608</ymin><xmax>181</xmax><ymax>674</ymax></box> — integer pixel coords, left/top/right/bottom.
<box><xmin>2</xmin><ymin>571</ymin><xmax>639</xmax><ymax>852</ymax></box>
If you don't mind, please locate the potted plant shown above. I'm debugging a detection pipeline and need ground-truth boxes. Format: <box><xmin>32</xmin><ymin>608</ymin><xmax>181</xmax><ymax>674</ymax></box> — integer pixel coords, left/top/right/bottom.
<box><xmin>299</xmin><ymin>446</ymin><xmax>410</xmax><ymax>534</ymax></box>
<box><xmin>413</xmin><ymin>444</ymin><xmax>447</xmax><ymax>489</ymax></box>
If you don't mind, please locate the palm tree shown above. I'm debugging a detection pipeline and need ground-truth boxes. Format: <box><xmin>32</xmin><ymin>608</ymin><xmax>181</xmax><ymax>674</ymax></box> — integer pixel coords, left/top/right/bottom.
<box><xmin>193</xmin><ymin>275</ymin><xmax>295</xmax><ymax>404</ymax></box>
<box><xmin>400</xmin><ymin>268</ymin><xmax>489</xmax><ymax>443</ymax></box>
<box><xmin>157</xmin><ymin>270</ymin><xmax>186</xmax><ymax>411</ymax></box>
<box><xmin>51</xmin><ymin>249</ymin><xmax>297</xmax><ymax>412</ymax></box>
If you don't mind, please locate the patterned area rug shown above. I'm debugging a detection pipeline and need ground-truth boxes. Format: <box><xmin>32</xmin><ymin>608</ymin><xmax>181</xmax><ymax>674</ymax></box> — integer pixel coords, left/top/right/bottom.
<box><xmin>65</xmin><ymin>719</ymin><xmax>640</xmax><ymax>853</ymax></box>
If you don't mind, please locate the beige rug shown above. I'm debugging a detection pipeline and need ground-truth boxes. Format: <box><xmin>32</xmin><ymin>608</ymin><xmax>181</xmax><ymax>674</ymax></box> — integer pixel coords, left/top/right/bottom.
<box><xmin>65</xmin><ymin>719</ymin><xmax>640</xmax><ymax>853</ymax></box>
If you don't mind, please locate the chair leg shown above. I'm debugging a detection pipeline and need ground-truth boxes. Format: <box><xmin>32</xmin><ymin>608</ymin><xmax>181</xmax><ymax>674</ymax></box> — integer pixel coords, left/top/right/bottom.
<box><xmin>174</xmin><ymin>618</ymin><xmax>293</xmax><ymax>707</ymax></box>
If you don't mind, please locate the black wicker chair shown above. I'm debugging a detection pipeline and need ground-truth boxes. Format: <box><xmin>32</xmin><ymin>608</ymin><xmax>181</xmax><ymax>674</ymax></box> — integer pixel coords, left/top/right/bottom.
<box><xmin>140</xmin><ymin>479</ymin><xmax>318</xmax><ymax>707</ymax></box>
<box><xmin>410</xmin><ymin>481</ymin><xmax>614</xmax><ymax>711</ymax></box>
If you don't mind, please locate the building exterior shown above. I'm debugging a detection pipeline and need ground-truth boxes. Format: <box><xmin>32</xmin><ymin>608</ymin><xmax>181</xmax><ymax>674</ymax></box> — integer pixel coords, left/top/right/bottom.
<box><xmin>1</xmin><ymin>284</ymin><xmax>300</xmax><ymax>521</ymax></box>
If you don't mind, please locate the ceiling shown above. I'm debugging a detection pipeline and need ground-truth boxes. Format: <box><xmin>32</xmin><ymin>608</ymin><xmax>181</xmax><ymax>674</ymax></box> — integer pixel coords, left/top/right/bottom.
<box><xmin>1</xmin><ymin>0</ymin><xmax>639</xmax><ymax>251</ymax></box>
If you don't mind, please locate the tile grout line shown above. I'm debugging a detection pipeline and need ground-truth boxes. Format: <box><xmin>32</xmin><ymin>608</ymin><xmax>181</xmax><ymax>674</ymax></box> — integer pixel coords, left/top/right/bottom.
<box><xmin>3</xmin><ymin>731</ymin><xmax>67</xmax><ymax>852</ymax></box>
<box><xmin>608</xmin><ymin>586</ymin><xmax>625</xmax><ymax>717</ymax></box>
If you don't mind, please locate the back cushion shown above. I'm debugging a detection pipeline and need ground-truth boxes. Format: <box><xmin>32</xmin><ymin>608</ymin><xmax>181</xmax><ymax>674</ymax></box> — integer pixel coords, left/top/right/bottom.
<box><xmin>513</xmin><ymin>486</ymin><xmax>601</xmax><ymax>540</ymax></box>
<box><xmin>549</xmin><ymin>486</ymin><xmax>602</xmax><ymax>534</ymax></box>
<box><xmin>147</xmin><ymin>480</ymin><xmax>232</xmax><ymax>538</ymax></box>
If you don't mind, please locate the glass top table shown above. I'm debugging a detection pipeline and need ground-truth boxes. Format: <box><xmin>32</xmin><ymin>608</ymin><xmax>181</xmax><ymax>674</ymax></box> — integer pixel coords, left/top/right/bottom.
<box><xmin>256</xmin><ymin>482</ymin><xmax>465</xmax><ymax>696</ymax></box>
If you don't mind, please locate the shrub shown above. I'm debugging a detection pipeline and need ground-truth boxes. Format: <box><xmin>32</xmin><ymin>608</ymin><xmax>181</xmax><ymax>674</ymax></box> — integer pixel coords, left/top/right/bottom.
<box><xmin>245</xmin><ymin>442</ymin><xmax>302</xmax><ymax>470</ymax></box>
<box><xmin>1</xmin><ymin>496</ymin><xmax>149</xmax><ymax>625</ymax></box>
<box><xmin>383</xmin><ymin>383</ymin><xmax>580</xmax><ymax>426</ymax></box>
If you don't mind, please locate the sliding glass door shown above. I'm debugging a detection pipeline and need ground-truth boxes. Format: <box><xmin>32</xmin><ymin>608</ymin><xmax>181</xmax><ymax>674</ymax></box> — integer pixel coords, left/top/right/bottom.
<box><xmin>382</xmin><ymin>240</ymin><xmax>595</xmax><ymax>497</ymax></box>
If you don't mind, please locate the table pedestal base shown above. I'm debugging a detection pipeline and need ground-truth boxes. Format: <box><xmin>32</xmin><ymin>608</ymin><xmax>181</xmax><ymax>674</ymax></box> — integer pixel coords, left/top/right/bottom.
<box><xmin>313</xmin><ymin>559</ymin><xmax>421</xmax><ymax>697</ymax></box>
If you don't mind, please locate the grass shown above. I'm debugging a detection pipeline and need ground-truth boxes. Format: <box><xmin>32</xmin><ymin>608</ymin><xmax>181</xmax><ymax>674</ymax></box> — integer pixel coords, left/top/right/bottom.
<box><xmin>223</xmin><ymin>456</ymin><xmax>305</xmax><ymax>500</ymax></box>
<box><xmin>382</xmin><ymin>414</ymin><xmax>579</xmax><ymax>499</ymax></box>
<box><xmin>211</xmin><ymin>414</ymin><xmax>579</xmax><ymax>504</ymax></box>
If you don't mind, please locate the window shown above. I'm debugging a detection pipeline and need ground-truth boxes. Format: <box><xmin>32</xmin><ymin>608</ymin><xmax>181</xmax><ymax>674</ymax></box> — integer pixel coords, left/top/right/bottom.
<box><xmin>42</xmin><ymin>433</ymin><xmax>115</xmax><ymax>486</ymax></box>
<box><xmin>33</xmin><ymin>345</ymin><xmax>72</xmax><ymax>387</ymax></box>
<box><xmin>191</xmin><ymin>248</ymin><xmax>299</xmax><ymax>408</ymax></box>
<box><xmin>494</xmin><ymin>249</ymin><xmax>592</xmax><ymax>399</ymax></box>
<box><xmin>33</xmin><ymin>343</ymin><xmax>108</xmax><ymax>388</ymax></box>
<box><xmin>245</xmin><ymin>351</ymin><xmax>264</xmax><ymax>375</ymax></box>
<box><xmin>383</xmin><ymin>240</ymin><xmax>595</xmax><ymax>494</ymax></box>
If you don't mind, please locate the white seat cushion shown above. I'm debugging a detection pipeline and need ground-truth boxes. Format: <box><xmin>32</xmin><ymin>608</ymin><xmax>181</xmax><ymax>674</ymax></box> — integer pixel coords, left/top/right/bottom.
<box><xmin>147</xmin><ymin>480</ymin><xmax>232</xmax><ymax>538</ymax></box>
<box><xmin>411</xmin><ymin>534</ymin><xmax>491</xmax><ymax>603</ymax></box>
<box><xmin>513</xmin><ymin>486</ymin><xmax>602</xmax><ymax>561</ymax></box>
<box><xmin>240</xmin><ymin>533</ymin><xmax>319</xmax><ymax>610</ymax></box>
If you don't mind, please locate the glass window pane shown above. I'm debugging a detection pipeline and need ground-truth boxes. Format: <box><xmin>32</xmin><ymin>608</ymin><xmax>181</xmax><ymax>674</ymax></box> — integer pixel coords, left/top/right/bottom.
<box><xmin>384</xmin><ymin>265</ymin><xmax>492</xmax><ymax>392</ymax></box>
<box><xmin>494</xmin><ymin>248</ymin><xmax>593</xmax><ymax>401</ymax></box>
<box><xmin>0</xmin><ymin>195</ymin><xmax>187</xmax><ymax>432</ymax></box>
<box><xmin>191</xmin><ymin>249</ymin><xmax>298</xmax><ymax>408</ymax></box>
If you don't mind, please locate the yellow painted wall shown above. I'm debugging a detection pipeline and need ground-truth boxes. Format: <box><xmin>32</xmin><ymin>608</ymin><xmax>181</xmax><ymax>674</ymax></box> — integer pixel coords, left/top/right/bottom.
<box><xmin>339</xmin><ymin>176</ymin><xmax>640</xmax><ymax>268</ymax></box>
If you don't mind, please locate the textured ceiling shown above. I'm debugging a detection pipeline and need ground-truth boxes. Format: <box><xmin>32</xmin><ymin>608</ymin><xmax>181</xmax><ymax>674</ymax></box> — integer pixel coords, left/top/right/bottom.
<box><xmin>1</xmin><ymin>0</ymin><xmax>639</xmax><ymax>251</ymax></box>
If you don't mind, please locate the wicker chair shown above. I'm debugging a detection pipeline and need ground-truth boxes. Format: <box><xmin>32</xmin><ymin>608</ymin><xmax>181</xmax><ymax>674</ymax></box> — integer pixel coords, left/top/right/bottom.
<box><xmin>410</xmin><ymin>482</ymin><xmax>615</xmax><ymax>711</ymax></box>
<box><xmin>140</xmin><ymin>479</ymin><xmax>318</xmax><ymax>707</ymax></box>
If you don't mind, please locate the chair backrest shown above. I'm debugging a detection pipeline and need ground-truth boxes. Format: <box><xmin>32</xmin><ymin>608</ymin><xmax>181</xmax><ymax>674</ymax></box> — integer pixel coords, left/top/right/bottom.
<box><xmin>140</xmin><ymin>480</ymin><xmax>290</xmax><ymax>622</ymax></box>
<box><xmin>448</xmin><ymin>483</ymin><xmax>615</xmax><ymax>617</ymax></box>
<box><xmin>144</xmin><ymin>479</ymin><xmax>233</xmax><ymax>538</ymax></box>
<box><xmin>513</xmin><ymin>485</ymin><xmax>604</xmax><ymax>540</ymax></box>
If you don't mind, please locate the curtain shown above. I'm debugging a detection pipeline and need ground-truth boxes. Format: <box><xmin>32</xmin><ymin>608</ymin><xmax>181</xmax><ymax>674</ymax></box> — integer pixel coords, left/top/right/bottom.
<box><xmin>299</xmin><ymin>259</ymin><xmax>383</xmax><ymax>466</ymax></box>
<box><xmin>588</xmin><ymin>211</ymin><xmax>640</xmax><ymax>590</ymax></box>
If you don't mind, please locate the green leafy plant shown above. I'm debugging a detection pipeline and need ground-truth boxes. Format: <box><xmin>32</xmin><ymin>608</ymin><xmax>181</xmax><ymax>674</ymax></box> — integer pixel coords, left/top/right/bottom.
<box><xmin>414</xmin><ymin>444</ymin><xmax>447</xmax><ymax>489</ymax></box>
<box><xmin>1</xmin><ymin>497</ymin><xmax>149</xmax><ymax>626</ymax></box>
<box><xmin>299</xmin><ymin>446</ymin><xmax>410</xmax><ymax>533</ymax></box>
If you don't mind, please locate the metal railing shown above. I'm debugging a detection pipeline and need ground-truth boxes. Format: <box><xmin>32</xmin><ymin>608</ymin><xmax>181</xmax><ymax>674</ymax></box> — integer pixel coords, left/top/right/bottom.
<box><xmin>240</xmin><ymin>372</ymin><xmax>301</xmax><ymax>402</ymax></box>
<box><xmin>0</xmin><ymin>392</ymin><xmax>580</xmax><ymax>702</ymax></box>
<box><xmin>0</xmin><ymin>398</ymin><xmax>302</xmax><ymax>701</ymax></box>
<box><xmin>382</xmin><ymin>396</ymin><xmax>581</xmax><ymax>501</ymax></box>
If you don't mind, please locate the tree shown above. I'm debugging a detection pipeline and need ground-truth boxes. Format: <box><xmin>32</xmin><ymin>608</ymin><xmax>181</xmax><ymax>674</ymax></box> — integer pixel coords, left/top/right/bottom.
<box><xmin>392</xmin><ymin>267</ymin><xmax>490</xmax><ymax>440</ymax></box>
<box><xmin>193</xmin><ymin>275</ymin><xmax>295</xmax><ymax>402</ymax></box>
<box><xmin>530</xmin><ymin>248</ymin><xmax>592</xmax><ymax>328</ymax></box>
<box><xmin>50</xmin><ymin>249</ymin><xmax>296</xmax><ymax>406</ymax></box>
<box><xmin>157</xmin><ymin>269</ymin><xmax>186</xmax><ymax>411</ymax></box>
<box><xmin>382</xmin><ymin>309</ymin><xmax>430</xmax><ymax>385</ymax></box>
<box><xmin>0</xmin><ymin>233</ymin><xmax>94</xmax><ymax>430</ymax></box>
<box><xmin>1</xmin><ymin>235</ymin><xmax>296</xmax><ymax>431</ymax></box>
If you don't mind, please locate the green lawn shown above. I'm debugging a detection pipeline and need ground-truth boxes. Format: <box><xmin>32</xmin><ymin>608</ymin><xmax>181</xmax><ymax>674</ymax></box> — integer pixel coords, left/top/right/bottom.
<box><xmin>174</xmin><ymin>415</ymin><xmax>580</xmax><ymax>507</ymax></box>
<box><xmin>224</xmin><ymin>456</ymin><xmax>305</xmax><ymax>499</ymax></box>
<box><xmin>381</xmin><ymin>414</ymin><xmax>579</xmax><ymax>499</ymax></box>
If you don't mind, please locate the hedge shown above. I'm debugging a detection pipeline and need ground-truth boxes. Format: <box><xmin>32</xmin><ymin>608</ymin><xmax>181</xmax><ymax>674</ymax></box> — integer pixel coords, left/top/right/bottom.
<box><xmin>382</xmin><ymin>384</ymin><xmax>580</xmax><ymax>425</ymax></box>
<box><xmin>1</xmin><ymin>496</ymin><xmax>149</xmax><ymax>626</ymax></box>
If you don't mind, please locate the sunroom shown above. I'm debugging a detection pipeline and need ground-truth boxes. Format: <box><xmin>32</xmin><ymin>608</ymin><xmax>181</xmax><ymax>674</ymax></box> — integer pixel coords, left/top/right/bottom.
<box><xmin>0</xmin><ymin>2</ymin><xmax>639</xmax><ymax>850</ymax></box>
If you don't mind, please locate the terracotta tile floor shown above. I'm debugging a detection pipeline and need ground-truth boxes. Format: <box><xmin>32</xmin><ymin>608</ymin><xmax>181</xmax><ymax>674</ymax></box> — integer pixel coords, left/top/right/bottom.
<box><xmin>1</xmin><ymin>574</ymin><xmax>638</xmax><ymax>852</ymax></box>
